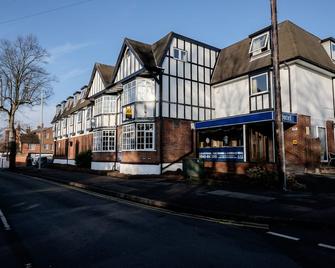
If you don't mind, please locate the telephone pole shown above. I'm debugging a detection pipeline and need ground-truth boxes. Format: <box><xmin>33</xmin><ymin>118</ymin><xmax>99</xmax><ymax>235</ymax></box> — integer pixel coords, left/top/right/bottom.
<box><xmin>38</xmin><ymin>89</ymin><xmax>44</xmax><ymax>170</ymax></box>
<box><xmin>270</xmin><ymin>0</ymin><xmax>286</xmax><ymax>189</ymax></box>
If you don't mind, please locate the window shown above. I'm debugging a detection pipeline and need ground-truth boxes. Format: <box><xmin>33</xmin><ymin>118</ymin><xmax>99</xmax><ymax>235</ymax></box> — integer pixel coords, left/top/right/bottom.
<box><xmin>136</xmin><ymin>123</ymin><xmax>154</xmax><ymax>150</ymax></box>
<box><xmin>94</xmin><ymin>96</ymin><xmax>116</xmax><ymax>115</ymax></box>
<box><xmin>122</xmin><ymin>80</ymin><xmax>136</xmax><ymax>106</ymax></box>
<box><xmin>122</xmin><ymin>123</ymin><xmax>154</xmax><ymax>151</ymax></box>
<box><xmin>44</xmin><ymin>144</ymin><xmax>49</xmax><ymax>150</ymax></box>
<box><xmin>122</xmin><ymin>124</ymin><xmax>135</xmax><ymax>150</ymax></box>
<box><xmin>249</xmin><ymin>32</ymin><xmax>270</xmax><ymax>55</ymax></box>
<box><xmin>93</xmin><ymin>129</ymin><xmax>116</xmax><ymax>152</ymax></box>
<box><xmin>77</xmin><ymin>111</ymin><xmax>82</xmax><ymax>123</ymax></box>
<box><xmin>173</xmin><ymin>48</ymin><xmax>188</xmax><ymax>62</ymax></box>
<box><xmin>28</xmin><ymin>144</ymin><xmax>36</xmax><ymax>150</ymax></box>
<box><xmin>250</xmin><ymin>73</ymin><xmax>269</xmax><ymax>95</ymax></box>
<box><xmin>332</xmin><ymin>43</ymin><xmax>335</xmax><ymax>60</ymax></box>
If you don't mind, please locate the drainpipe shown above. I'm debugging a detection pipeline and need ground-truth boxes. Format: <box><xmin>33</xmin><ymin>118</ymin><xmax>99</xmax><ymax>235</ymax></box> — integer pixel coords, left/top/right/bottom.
<box><xmin>283</xmin><ymin>62</ymin><xmax>292</xmax><ymax>113</ymax></box>
<box><xmin>114</xmin><ymin>94</ymin><xmax>121</xmax><ymax>171</ymax></box>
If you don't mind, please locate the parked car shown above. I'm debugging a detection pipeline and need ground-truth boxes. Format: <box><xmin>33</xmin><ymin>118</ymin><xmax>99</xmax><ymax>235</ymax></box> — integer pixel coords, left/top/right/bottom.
<box><xmin>33</xmin><ymin>156</ymin><xmax>48</xmax><ymax>168</ymax></box>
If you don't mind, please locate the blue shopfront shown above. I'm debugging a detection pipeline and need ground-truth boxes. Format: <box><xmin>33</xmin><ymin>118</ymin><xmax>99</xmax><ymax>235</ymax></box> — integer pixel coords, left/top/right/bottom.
<box><xmin>195</xmin><ymin>111</ymin><xmax>297</xmax><ymax>164</ymax></box>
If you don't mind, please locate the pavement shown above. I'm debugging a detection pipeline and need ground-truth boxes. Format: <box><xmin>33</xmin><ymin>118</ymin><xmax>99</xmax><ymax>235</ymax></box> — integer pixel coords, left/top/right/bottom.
<box><xmin>8</xmin><ymin>167</ymin><xmax>335</xmax><ymax>228</ymax></box>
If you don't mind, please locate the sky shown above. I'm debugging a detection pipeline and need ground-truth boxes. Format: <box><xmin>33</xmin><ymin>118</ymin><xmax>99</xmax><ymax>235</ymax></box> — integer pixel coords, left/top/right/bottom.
<box><xmin>0</xmin><ymin>0</ymin><xmax>334</xmax><ymax>129</ymax></box>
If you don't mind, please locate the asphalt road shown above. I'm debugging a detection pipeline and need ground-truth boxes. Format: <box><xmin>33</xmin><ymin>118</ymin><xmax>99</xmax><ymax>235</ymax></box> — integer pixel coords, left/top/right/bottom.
<box><xmin>0</xmin><ymin>171</ymin><xmax>334</xmax><ymax>268</ymax></box>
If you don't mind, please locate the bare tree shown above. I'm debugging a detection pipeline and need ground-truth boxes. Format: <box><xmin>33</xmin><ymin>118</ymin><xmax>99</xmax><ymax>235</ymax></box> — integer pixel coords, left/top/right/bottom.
<box><xmin>0</xmin><ymin>35</ymin><xmax>53</xmax><ymax>169</ymax></box>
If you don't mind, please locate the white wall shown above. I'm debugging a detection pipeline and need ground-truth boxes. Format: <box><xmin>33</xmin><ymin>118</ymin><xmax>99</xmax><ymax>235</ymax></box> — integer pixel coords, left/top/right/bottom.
<box><xmin>292</xmin><ymin>64</ymin><xmax>334</xmax><ymax>126</ymax></box>
<box><xmin>120</xmin><ymin>163</ymin><xmax>160</xmax><ymax>175</ymax></box>
<box><xmin>89</xmin><ymin>71</ymin><xmax>105</xmax><ymax>97</ymax></box>
<box><xmin>91</xmin><ymin>161</ymin><xmax>118</xmax><ymax>171</ymax></box>
<box><xmin>213</xmin><ymin>76</ymin><xmax>249</xmax><ymax>118</ymax></box>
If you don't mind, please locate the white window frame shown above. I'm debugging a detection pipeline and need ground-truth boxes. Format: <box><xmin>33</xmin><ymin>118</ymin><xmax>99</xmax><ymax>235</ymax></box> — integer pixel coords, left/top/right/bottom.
<box><xmin>94</xmin><ymin>96</ymin><xmax>116</xmax><ymax>116</ymax></box>
<box><xmin>331</xmin><ymin>42</ymin><xmax>335</xmax><ymax>61</ymax></box>
<box><xmin>122</xmin><ymin>124</ymin><xmax>136</xmax><ymax>151</ymax></box>
<box><xmin>250</xmin><ymin>73</ymin><xmax>269</xmax><ymax>96</ymax></box>
<box><xmin>249</xmin><ymin>32</ymin><xmax>270</xmax><ymax>55</ymax></box>
<box><xmin>136</xmin><ymin>123</ymin><xmax>155</xmax><ymax>151</ymax></box>
<box><xmin>93</xmin><ymin>129</ymin><xmax>116</xmax><ymax>152</ymax></box>
<box><xmin>173</xmin><ymin>47</ymin><xmax>188</xmax><ymax>62</ymax></box>
<box><xmin>314</xmin><ymin>126</ymin><xmax>328</xmax><ymax>162</ymax></box>
<box><xmin>77</xmin><ymin>111</ymin><xmax>82</xmax><ymax>123</ymax></box>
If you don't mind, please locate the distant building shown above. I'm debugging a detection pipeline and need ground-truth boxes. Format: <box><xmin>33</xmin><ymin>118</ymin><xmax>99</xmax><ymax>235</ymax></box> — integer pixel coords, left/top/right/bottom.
<box><xmin>16</xmin><ymin>127</ymin><xmax>54</xmax><ymax>165</ymax></box>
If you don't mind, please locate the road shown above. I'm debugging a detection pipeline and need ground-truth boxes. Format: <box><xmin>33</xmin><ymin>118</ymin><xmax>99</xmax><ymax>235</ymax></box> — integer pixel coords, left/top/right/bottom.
<box><xmin>0</xmin><ymin>171</ymin><xmax>334</xmax><ymax>267</ymax></box>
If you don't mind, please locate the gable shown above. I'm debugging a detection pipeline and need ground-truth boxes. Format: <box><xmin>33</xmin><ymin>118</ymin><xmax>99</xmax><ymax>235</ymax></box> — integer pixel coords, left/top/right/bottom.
<box><xmin>115</xmin><ymin>47</ymin><xmax>143</xmax><ymax>83</ymax></box>
<box><xmin>88</xmin><ymin>71</ymin><xmax>105</xmax><ymax>97</ymax></box>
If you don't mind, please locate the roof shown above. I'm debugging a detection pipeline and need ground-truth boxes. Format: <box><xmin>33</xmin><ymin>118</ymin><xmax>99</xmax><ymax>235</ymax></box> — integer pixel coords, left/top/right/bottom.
<box><xmin>125</xmin><ymin>38</ymin><xmax>158</xmax><ymax>71</ymax></box>
<box><xmin>20</xmin><ymin>133</ymin><xmax>39</xmax><ymax>144</ymax></box>
<box><xmin>211</xmin><ymin>20</ymin><xmax>335</xmax><ymax>84</ymax></box>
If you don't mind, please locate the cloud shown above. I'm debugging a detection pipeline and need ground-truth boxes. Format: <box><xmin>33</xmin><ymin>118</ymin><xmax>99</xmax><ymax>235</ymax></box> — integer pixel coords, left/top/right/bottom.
<box><xmin>61</xmin><ymin>67</ymin><xmax>90</xmax><ymax>81</ymax></box>
<box><xmin>48</xmin><ymin>42</ymin><xmax>94</xmax><ymax>62</ymax></box>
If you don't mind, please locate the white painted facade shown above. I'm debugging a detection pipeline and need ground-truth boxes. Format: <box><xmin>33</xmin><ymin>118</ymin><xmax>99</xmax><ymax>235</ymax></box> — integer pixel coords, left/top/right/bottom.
<box><xmin>115</xmin><ymin>48</ymin><xmax>143</xmax><ymax>83</ymax></box>
<box><xmin>120</xmin><ymin>163</ymin><xmax>161</xmax><ymax>175</ymax></box>
<box><xmin>88</xmin><ymin>71</ymin><xmax>105</xmax><ymax>97</ymax></box>
<box><xmin>91</xmin><ymin>161</ymin><xmax>119</xmax><ymax>171</ymax></box>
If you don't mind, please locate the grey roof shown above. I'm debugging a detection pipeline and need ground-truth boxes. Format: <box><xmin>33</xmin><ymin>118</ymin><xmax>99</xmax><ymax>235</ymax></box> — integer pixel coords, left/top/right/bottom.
<box><xmin>212</xmin><ymin>20</ymin><xmax>335</xmax><ymax>84</ymax></box>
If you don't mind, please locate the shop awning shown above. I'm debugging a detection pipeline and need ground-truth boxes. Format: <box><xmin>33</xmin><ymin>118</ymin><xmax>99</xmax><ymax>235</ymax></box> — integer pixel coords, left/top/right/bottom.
<box><xmin>195</xmin><ymin>111</ymin><xmax>297</xmax><ymax>130</ymax></box>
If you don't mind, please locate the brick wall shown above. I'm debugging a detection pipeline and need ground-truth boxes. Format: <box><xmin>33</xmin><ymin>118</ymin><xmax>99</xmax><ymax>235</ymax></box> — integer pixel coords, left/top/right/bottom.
<box><xmin>326</xmin><ymin>120</ymin><xmax>335</xmax><ymax>154</ymax></box>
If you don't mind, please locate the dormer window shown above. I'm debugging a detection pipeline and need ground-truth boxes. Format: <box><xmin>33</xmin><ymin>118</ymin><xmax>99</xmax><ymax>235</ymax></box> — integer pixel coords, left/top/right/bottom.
<box><xmin>249</xmin><ymin>32</ymin><xmax>270</xmax><ymax>56</ymax></box>
<box><xmin>173</xmin><ymin>48</ymin><xmax>188</xmax><ymax>62</ymax></box>
<box><xmin>331</xmin><ymin>42</ymin><xmax>335</xmax><ymax>61</ymax></box>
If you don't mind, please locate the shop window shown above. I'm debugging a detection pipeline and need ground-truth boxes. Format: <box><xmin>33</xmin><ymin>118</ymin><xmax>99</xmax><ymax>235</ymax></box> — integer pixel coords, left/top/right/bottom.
<box><xmin>199</xmin><ymin>126</ymin><xmax>243</xmax><ymax>148</ymax></box>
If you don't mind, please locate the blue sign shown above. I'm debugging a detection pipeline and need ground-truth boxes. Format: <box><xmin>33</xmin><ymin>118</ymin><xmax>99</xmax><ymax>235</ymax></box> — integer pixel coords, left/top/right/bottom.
<box><xmin>282</xmin><ymin>112</ymin><xmax>298</xmax><ymax>124</ymax></box>
<box><xmin>199</xmin><ymin>147</ymin><xmax>244</xmax><ymax>162</ymax></box>
<box><xmin>195</xmin><ymin>111</ymin><xmax>298</xmax><ymax>130</ymax></box>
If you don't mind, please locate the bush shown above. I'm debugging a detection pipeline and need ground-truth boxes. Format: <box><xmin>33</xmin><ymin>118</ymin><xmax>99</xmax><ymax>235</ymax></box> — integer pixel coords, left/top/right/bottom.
<box><xmin>75</xmin><ymin>150</ymin><xmax>92</xmax><ymax>168</ymax></box>
<box><xmin>245</xmin><ymin>166</ymin><xmax>279</xmax><ymax>189</ymax></box>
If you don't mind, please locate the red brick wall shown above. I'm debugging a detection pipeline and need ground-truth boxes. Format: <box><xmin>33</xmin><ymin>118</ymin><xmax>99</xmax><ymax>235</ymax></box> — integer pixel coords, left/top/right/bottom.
<box><xmin>67</xmin><ymin>134</ymin><xmax>93</xmax><ymax>160</ymax></box>
<box><xmin>161</xmin><ymin>118</ymin><xmax>195</xmax><ymax>163</ymax></box>
<box><xmin>326</xmin><ymin>120</ymin><xmax>335</xmax><ymax>154</ymax></box>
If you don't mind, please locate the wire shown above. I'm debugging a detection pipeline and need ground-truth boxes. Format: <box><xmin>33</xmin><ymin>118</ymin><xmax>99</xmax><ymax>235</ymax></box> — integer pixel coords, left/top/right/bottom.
<box><xmin>0</xmin><ymin>0</ymin><xmax>101</xmax><ymax>25</ymax></box>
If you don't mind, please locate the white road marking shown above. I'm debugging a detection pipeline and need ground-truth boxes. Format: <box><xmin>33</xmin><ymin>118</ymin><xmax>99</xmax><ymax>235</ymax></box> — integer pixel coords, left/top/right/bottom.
<box><xmin>16</xmin><ymin>173</ymin><xmax>269</xmax><ymax>230</ymax></box>
<box><xmin>0</xmin><ymin>209</ymin><xmax>11</xmax><ymax>231</ymax></box>
<box><xmin>318</xmin><ymin>243</ymin><xmax>335</xmax><ymax>250</ymax></box>
<box><xmin>267</xmin><ymin>231</ymin><xmax>300</xmax><ymax>241</ymax></box>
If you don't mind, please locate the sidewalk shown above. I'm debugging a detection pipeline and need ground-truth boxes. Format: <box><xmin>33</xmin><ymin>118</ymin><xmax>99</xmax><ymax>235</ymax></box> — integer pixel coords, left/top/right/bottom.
<box><xmin>10</xmin><ymin>167</ymin><xmax>335</xmax><ymax>228</ymax></box>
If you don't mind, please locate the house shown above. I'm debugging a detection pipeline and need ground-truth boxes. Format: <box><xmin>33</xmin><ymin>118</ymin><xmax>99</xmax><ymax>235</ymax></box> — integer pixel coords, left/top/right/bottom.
<box><xmin>51</xmin><ymin>20</ymin><xmax>335</xmax><ymax>175</ymax></box>
<box><xmin>16</xmin><ymin>126</ymin><xmax>54</xmax><ymax>165</ymax></box>
<box><xmin>195</xmin><ymin>20</ymin><xmax>335</xmax><ymax>173</ymax></box>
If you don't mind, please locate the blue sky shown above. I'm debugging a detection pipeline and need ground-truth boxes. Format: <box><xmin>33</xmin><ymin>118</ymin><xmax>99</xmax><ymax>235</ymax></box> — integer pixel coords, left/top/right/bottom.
<box><xmin>0</xmin><ymin>0</ymin><xmax>334</xmax><ymax>128</ymax></box>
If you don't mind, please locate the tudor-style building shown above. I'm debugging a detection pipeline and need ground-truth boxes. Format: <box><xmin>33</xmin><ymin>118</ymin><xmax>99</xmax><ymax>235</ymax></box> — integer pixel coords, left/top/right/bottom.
<box><xmin>52</xmin><ymin>20</ymin><xmax>335</xmax><ymax>175</ymax></box>
<box><xmin>90</xmin><ymin>33</ymin><xmax>220</xmax><ymax>174</ymax></box>
<box><xmin>196</xmin><ymin>20</ymin><xmax>335</xmax><ymax>173</ymax></box>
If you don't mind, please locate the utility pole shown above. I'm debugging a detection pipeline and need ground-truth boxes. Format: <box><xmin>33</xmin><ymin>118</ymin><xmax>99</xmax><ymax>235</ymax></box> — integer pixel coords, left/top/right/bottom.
<box><xmin>270</xmin><ymin>0</ymin><xmax>286</xmax><ymax>190</ymax></box>
<box><xmin>38</xmin><ymin>89</ymin><xmax>44</xmax><ymax>170</ymax></box>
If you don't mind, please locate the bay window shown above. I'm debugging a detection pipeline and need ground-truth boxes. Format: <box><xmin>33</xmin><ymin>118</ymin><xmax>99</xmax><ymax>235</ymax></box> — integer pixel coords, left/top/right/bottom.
<box><xmin>136</xmin><ymin>123</ymin><xmax>154</xmax><ymax>150</ymax></box>
<box><xmin>122</xmin><ymin>124</ymin><xmax>135</xmax><ymax>150</ymax></box>
<box><xmin>122</xmin><ymin>78</ymin><xmax>155</xmax><ymax>121</ymax></box>
<box><xmin>93</xmin><ymin>129</ymin><xmax>116</xmax><ymax>152</ymax></box>
<box><xmin>94</xmin><ymin>96</ymin><xmax>116</xmax><ymax>115</ymax></box>
<box><xmin>122</xmin><ymin>123</ymin><xmax>154</xmax><ymax>151</ymax></box>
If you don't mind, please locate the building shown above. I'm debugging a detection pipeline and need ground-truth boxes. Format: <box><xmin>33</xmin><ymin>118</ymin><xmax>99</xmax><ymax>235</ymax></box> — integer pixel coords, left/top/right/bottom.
<box><xmin>16</xmin><ymin>126</ymin><xmax>54</xmax><ymax>165</ymax></box>
<box><xmin>196</xmin><ymin>20</ymin><xmax>335</xmax><ymax>173</ymax></box>
<box><xmin>52</xmin><ymin>20</ymin><xmax>335</xmax><ymax>175</ymax></box>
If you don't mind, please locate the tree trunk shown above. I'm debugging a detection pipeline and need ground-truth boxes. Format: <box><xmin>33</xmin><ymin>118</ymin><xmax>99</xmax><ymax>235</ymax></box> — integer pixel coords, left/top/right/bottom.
<box><xmin>8</xmin><ymin>116</ymin><xmax>16</xmax><ymax>169</ymax></box>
